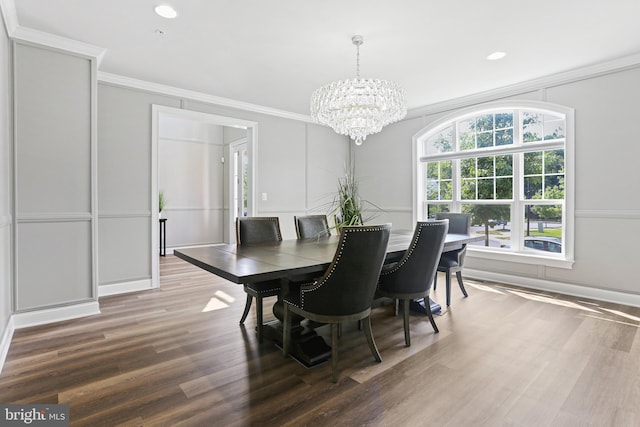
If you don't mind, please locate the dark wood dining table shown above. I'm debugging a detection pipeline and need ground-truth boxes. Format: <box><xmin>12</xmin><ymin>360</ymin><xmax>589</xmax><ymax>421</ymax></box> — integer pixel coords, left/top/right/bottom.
<box><xmin>175</xmin><ymin>230</ymin><xmax>481</xmax><ymax>285</ymax></box>
<box><xmin>175</xmin><ymin>229</ymin><xmax>483</xmax><ymax>365</ymax></box>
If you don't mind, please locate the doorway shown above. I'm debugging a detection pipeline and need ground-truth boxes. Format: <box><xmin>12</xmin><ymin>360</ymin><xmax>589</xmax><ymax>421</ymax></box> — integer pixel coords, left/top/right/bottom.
<box><xmin>151</xmin><ymin>105</ymin><xmax>258</xmax><ymax>288</ymax></box>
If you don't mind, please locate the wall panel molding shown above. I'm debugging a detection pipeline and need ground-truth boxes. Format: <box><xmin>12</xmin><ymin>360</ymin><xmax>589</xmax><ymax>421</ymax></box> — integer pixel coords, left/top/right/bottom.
<box><xmin>16</xmin><ymin>212</ymin><xmax>92</xmax><ymax>222</ymax></box>
<box><xmin>160</xmin><ymin>135</ymin><xmax>223</xmax><ymax>146</ymax></box>
<box><xmin>259</xmin><ymin>209</ymin><xmax>306</xmax><ymax>215</ymax></box>
<box><xmin>98</xmin><ymin>211</ymin><xmax>151</xmax><ymax>219</ymax></box>
<box><xmin>575</xmin><ymin>209</ymin><xmax>640</xmax><ymax>220</ymax></box>
<box><xmin>13</xmin><ymin>42</ymin><xmax>98</xmax><ymax>310</ymax></box>
<box><xmin>376</xmin><ymin>207</ymin><xmax>412</xmax><ymax>214</ymax></box>
<box><xmin>164</xmin><ymin>207</ymin><xmax>225</xmax><ymax>212</ymax></box>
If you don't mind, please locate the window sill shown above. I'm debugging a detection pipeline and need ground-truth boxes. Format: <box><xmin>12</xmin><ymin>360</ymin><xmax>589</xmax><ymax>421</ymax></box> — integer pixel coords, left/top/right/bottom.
<box><xmin>467</xmin><ymin>246</ymin><xmax>575</xmax><ymax>269</ymax></box>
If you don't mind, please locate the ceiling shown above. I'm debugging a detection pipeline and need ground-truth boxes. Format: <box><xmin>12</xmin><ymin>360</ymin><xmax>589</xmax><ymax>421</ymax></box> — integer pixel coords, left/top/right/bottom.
<box><xmin>9</xmin><ymin>0</ymin><xmax>640</xmax><ymax>116</ymax></box>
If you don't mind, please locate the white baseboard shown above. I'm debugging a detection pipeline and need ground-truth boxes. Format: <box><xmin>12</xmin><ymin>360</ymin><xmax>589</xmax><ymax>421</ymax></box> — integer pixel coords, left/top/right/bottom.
<box><xmin>12</xmin><ymin>301</ymin><xmax>101</xmax><ymax>329</ymax></box>
<box><xmin>465</xmin><ymin>269</ymin><xmax>640</xmax><ymax>308</ymax></box>
<box><xmin>98</xmin><ymin>279</ymin><xmax>154</xmax><ymax>297</ymax></box>
<box><xmin>0</xmin><ymin>316</ymin><xmax>15</xmax><ymax>375</ymax></box>
<box><xmin>2</xmin><ymin>302</ymin><xmax>101</xmax><ymax>374</ymax></box>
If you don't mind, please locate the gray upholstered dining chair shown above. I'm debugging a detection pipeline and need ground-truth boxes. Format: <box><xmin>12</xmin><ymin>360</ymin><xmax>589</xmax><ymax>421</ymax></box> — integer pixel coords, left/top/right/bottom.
<box><xmin>236</xmin><ymin>216</ymin><xmax>282</xmax><ymax>342</ymax></box>
<box><xmin>376</xmin><ymin>220</ymin><xmax>448</xmax><ymax>346</ymax></box>
<box><xmin>294</xmin><ymin>215</ymin><xmax>331</xmax><ymax>239</ymax></box>
<box><xmin>433</xmin><ymin>212</ymin><xmax>472</xmax><ymax>306</ymax></box>
<box><xmin>282</xmin><ymin>224</ymin><xmax>391</xmax><ymax>383</ymax></box>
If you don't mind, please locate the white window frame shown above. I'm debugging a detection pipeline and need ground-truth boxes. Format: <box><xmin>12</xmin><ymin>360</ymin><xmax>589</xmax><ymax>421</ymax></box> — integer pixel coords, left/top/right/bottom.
<box><xmin>412</xmin><ymin>100</ymin><xmax>575</xmax><ymax>269</ymax></box>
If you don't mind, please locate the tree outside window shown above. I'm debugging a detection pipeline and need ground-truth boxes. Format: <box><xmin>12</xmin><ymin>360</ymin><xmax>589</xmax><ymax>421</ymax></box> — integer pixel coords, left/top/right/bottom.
<box><xmin>418</xmin><ymin>105</ymin><xmax>569</xmax><ymax>258</ymax></box>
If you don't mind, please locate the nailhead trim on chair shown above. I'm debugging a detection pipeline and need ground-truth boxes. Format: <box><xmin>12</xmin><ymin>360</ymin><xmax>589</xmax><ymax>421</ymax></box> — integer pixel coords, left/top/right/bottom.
<box><xmin>299</xmin><ymin>225</ymin><xmax>388</xmax><ymax>308</ymax></box>
<box><xmin>246</xmin><ymin>284</ymin><xmax>281</xmax><ymax>295</ymax></box>
<box><xmin>380</xmin><ymin>221</ymin><xmax>445</xmax><ymax>276</ymax></box>
<box><xmin>282</xmin><ymin>281</ymin><xmax>314</xmax><ymax>309</ymax></box>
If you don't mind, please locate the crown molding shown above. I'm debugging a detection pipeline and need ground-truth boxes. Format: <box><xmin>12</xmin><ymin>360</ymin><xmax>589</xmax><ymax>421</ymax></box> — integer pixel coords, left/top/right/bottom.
<box><xmin>98</xmin><ymin>72</ymin><xmax>315</xmax><ymax>123</ymax></box>
<box><xmin>406</xmin><ymin>52</ymin><xmax>640</xmax><ymax>119</ymax></box>
<box><xmin>1</xmin><ymin>0</ymin><xmax>105</xmax><ymax>62</ymax></box>
<box><xmin>5</xmin><ymin>0</ymin><xmax>638</xmax><ymax>125</ymax></box>
<box><xmin>0</xmin><ymin>0</ymin><xmax>18</xmax><ymax>35</ymax></box>
<box><xmin>11</xmin><ymin>26</ymin><xmax>106</xmax><ymax>64</ymax></box>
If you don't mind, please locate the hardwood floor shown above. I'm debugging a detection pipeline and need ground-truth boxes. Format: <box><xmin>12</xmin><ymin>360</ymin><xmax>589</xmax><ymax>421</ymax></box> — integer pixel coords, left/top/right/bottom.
<box><xmin>1</xmin><ymin>255</ymin><xmax>639</xmax><ymax>426</ymax></box>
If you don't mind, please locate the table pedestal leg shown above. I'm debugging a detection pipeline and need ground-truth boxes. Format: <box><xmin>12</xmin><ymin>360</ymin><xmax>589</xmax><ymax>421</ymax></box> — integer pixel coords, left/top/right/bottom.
<box><xmin>409</xmin><ymin>297</ymin><xmax>442</xmax><ymax>315</ymax></box>
<box><xmin>267</xmin><ymin>299</ymin><xmax>331</xmax><ymax>367</ymax></box>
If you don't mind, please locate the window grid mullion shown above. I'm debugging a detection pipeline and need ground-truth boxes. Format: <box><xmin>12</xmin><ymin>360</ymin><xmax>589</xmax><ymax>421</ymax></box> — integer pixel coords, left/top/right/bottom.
<box><xmin>452</xmin><ymin>122</ymin><xmax>461</xmax><ymax>211</ymax></box>
<box><xmin>419</xmin><ymin>105</ymin><xmax>567</xmax><ymax>259</ymax></box>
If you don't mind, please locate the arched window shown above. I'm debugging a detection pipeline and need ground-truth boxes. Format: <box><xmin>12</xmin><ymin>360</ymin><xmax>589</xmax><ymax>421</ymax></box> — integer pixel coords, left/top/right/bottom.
<box><xmin>414</xmin><ymin>101</ymin><xmax>574</xmax><ymax>267</ymax></box>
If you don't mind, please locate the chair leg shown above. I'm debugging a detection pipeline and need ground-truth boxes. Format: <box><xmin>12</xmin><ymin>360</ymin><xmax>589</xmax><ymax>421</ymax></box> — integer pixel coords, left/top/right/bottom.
<box><xmin>446</xmin><ymin>271</ymin><xmax>452</xmax><ymax>306</ymax></box>
<box><xmin>256</xmin><ymin>296</ymin><xmax>264</xmax><ymax>343</ymax></box>
<box><xmin>433</xmin><ymin>273</ymin><xmax>438</xmax><ymax>290</ymax></box>
<box><xmin>331</xmin><ymin>323</ymin><xmax>339</xmax><ymax>383</ymax></box>
<box><xmin>239</xmin><ymin>294</ymin><xmax>253</xmax><ymax>324</ymax></box>
<box><xmin>456</xmin><ymin>271</ymin><xmax>468</xmax><ymax>297</ymax></box>
<box><xmin>426</xmin><ymin>299</ymin><xmax>439</xmax><ymax>333</ymax></box>
<box><xmin>402</xmin><ymin>298</ymin><xmax>411</xmax><ymax>347</ymax></box>
<box><xmin>362</xmin><ymin>315</ymin><xmax>382</xmax><ymax>363</ymax></box>
<box><xmin>282</xmin><ymin>305</ymin><xmax>291</xmax><ymax>357</ymax></box>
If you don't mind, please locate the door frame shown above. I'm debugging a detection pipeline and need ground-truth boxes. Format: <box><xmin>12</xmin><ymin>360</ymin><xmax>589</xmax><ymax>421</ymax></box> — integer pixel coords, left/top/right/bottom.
<box><xmin>151</xmin><ymin>105</ymin><xmax>258</xmax><ymax>288</ymax></box>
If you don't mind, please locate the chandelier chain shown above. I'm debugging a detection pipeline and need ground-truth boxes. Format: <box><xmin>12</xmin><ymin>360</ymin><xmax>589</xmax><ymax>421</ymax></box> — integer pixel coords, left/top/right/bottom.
<box><xmin>356</xmin><ymin>43</ymin><xmax>360</xmax><ymax>79</ymax></box>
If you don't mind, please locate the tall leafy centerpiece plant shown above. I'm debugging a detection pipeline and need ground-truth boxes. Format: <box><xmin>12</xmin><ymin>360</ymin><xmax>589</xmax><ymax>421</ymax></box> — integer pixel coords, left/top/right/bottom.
<box><xmin>334</xmin><ymin>165</ymin><xmax>362</xmax><ymax>228</ymax></box>
<box><xmin>330</xmin><ymin>160</ymin><xmax>382</xmax><ymax>231</ymax></box>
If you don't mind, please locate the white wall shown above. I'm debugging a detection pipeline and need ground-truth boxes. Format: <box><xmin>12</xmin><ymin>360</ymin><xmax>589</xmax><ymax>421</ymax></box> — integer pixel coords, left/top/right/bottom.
<box><xmin>358</xmin><ymin>67</ymin><xmax>640</xmax><ymax>305</ymax></box>
<box><xmin>98</xmin><ymin>84</ymin><xmax>179</xmax><ymax>290</ymax></box>
<box><xmin>159</xmin><ymin>117</ymin><xmax>226</xmax><ymax>248</ymax></box>
<box><xmin>97</xmin><ymin>84</ymin><xmax>348</xmax><ymax>295</ymax></box>
<box><xmin>180</xmin><ymin>99</ymin><xmax>349</xmax><ymax>240</ymax></box>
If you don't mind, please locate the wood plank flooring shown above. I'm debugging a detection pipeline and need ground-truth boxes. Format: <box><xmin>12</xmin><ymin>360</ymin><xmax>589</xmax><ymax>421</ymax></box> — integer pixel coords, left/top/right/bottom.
<box><xmin>1</xmin><ymin>255</ymin><xmax>639</xmax><ymax>426</ymax></box>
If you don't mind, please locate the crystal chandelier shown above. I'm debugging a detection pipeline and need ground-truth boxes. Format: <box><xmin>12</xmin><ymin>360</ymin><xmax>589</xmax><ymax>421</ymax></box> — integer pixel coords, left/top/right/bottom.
<box><xmin>310</xmin><ymin>35</ymin><xmax>407</xmax><ymax>145</ymax></box>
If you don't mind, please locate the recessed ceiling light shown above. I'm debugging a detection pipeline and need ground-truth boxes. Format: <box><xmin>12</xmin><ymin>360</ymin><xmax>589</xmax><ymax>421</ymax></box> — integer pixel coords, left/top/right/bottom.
<box><xmin>486</xmin><ymin>51</ymin><xmax>507</xmax><ymax>61</ymax></box>
<box><xmin>155</xmin><ymin>5</ymin><xmax>178</xmax><ymax>19</ymax></box>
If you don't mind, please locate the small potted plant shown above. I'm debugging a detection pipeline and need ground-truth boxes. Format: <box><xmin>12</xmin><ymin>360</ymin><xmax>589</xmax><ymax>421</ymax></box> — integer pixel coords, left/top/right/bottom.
<box><xmin>159</xmin><ymin>191</ymin><xmax>166</xmax><ymax>218</ymax></box>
